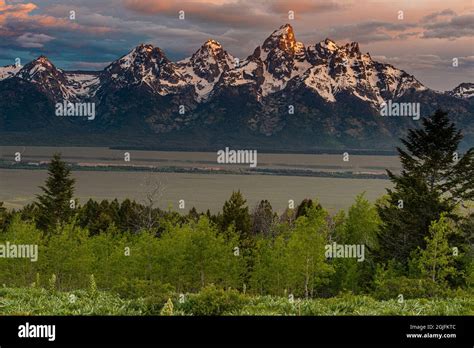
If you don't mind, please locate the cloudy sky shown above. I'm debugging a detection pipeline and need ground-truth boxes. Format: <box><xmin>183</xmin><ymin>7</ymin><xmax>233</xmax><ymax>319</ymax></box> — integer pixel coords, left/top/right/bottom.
<box><xmin>0</xmin><ymin>0</ymin><xmax>473</xmax><ymax>90</ymax></box>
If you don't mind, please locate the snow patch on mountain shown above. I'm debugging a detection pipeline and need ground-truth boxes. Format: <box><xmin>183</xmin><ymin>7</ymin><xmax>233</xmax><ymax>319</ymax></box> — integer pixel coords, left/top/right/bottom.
<box><xmin>65</xmin><ymin>73</ymin><xmax>100</xmax><ymax>97</ymax></box>
<box><xmin>0</xmin><ymin>64</ymin><xmax>21</xmax><ymax>81</ymax></box>
<box><xmin>177</xmin><ymin>39</ymin><xmax>236</xmax><ymax>101</ymax></box>
<box><xmin>102</xmin><ymin>44</ymin><xmax>187</xmax><ymax>96</ymax></box>
<box><xmin>448</xmin><ymin>83</ymin><xmax>474</xmax><ymax>99</ymax></box>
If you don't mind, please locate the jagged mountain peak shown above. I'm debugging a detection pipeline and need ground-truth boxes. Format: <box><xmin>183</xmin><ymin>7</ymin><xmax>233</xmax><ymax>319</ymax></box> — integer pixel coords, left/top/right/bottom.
<box><xmin>320</xmin><ymin>38</ymin><xmax>339</xmax><ymax>51</ymax></box>
<box><xmin>18</xmin><ymin>54</ymin><xmax>62</xmax><ymax>80</ymax></box>
<box><xmin>18</xmin><ymin>55</ymin><xmax>54</xmax><ymax>70</ymax></box>
<box><xmin>113</xmin><ymin>44</ymin><xmax>168</xmax><ymax>69</ymax></box>
<box><xmin>280</xmin><ymin>23</ymin><xmax>293</xmax><ymax>30</ymax></box>
<box><xmin>131</xmin><ymin>43</ymin><xmax>170</xmax><ymax>58</ymax></box>
<box><xmin>100</xmin><ymin>39</ymin><xmax>233</xmax><ymax>100</ymax></box>
<box><xmin>344</xmin><ymin>41</ymin><xmax>360</xmax><ymax>54</ymax></box>
<box><xmin>136</xmin><ymin>43</ymin><xmax>153</xmax><ymax>49</ymax></box>
<box><xmin>313</xmin><ymin>39</ymin><xmax>361</xmax><ymax>57</ymax></box>
<box><xmin>101</xmin><ymin>43</ymin><xmax>175</xmax><ymax>91</ymax></box>
<box><xmin>177</xmin><ymin>39</ymin><xmax>235</xmax><ymax>100</ymax></box>
<box><xmin>191</xmin><ymin>39</ymin><xmax>229</xmax><ymax>63</ymax></box>
<box><xmin>23</xmin><ymin>55</ymin><xmax>56</xmax><ymax>71</ymax></box>
<box><xmin>268</xmin><ymin>23</ymin><xmax>294</xmax><ymax>37</ymax></box>
<box><xmin>201</xmin><ymin>39</ymin><xmax>223</xmax><ymax>50</ymax></box>
<box><xmin>14</xmin><ymin>54</ymin><xmax>85</xmax><ymax>103</ymax></box>
<box><xmin>35</xmin><ymin>55</ymin><xmax>53</xmax><ymax>65</ymax></box>
<box><xmin>297</xmin><ymin>35</ymin><xmax>428</xmax><ymax>106</ymax></box>
<box><xmin>261</xmin><ymin>23</ymin><xmax>303</xmax><ymax>55</ymax></box>
<box><xmin>448</xmin><ymin>82</ymin><xmax>474</xmax><ymax>99</ymax></box>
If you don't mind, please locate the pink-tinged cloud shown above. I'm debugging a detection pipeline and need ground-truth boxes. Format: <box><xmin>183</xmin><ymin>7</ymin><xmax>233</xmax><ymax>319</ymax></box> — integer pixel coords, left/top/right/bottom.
<box><xmin>268</xmin><ymin>0</ymin><xmax>345</xmax><ymax>13</ymax></box>
<box><xmin>124</xmin><ymin>0</ymin><xmax>344</xmax><ymax>14</ymax></box>
<box><xmin>0</xmin><ymin>0</ymin><xmax>68</xmax><ymax>29</ymax></box>
<box><xmin>122</xmin><ymin>0</ymin><xmax>342</xmax><ymax>27</ymax></box>
<box><xmin>0</xmin><ymin>0</ymin><xmax>38</xmax><ymax>25</ymax></box>
<box><xmin>0</xmin><ymin>0</ymin><xmax>37</xmax><ymax>12</ymax></box>
<box><xmin>123</xmin><ymin>0</ymin><xmax>262</xmax><ymax>23</ymax></box>
<box><xmin>0</xmin><ymin>0</ymin><xmax>113</xmax><ymax>36</ymax></box>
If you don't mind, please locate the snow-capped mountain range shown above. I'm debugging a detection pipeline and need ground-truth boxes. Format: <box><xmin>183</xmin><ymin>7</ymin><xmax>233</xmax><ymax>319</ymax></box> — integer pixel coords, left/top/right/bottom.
<box><xmin>0</xmin><ymin>24</ymin><xmax>473</xmax><ymax>150</ymax></box>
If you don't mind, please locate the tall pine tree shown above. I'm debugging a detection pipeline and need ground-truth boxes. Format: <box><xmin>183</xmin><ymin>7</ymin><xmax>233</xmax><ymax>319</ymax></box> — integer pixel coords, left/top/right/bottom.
<box><xmin>221</xmin><ymin>190</ymin><xmax>251</xmax><ymax>238</ymax></box>
<box><xmin>377</xmin><ymin>109</ymin><xmax>474</xmax><ymax>267</ymax></box>
<box><xmin>36</xmin><ymin>153</ymin><xmax>76</xmax><ymax>232</ymax></box>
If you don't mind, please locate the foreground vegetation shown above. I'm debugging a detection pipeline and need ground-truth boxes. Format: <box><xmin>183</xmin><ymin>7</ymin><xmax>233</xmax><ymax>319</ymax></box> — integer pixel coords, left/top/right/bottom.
<box><xmin>1</xmin><ymin>286</ymin><xmax>472</xmax><ymax>316</ymax></box>
<box><xmin>0</xmin><ymin>110</ymin><xmax>472</xmax><ymax>315</ymax></box>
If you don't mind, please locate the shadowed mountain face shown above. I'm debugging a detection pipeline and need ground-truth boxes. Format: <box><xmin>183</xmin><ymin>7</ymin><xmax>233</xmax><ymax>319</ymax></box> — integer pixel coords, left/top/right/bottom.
<box><xmin>0</xmin><ymin>24</ymin><xmax>473</xmax><ymax>151</ymax></box>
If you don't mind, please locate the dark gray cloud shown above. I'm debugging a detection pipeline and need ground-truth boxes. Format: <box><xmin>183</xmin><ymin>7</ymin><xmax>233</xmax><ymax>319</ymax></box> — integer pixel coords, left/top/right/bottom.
<box><xmin>319</xmin><ymin>21</ymin><xmax>417</xmax><ymax>43</ymax></box>
<box><xmin>17</xmin><ymin>32</ymin><xmax>55</xmax><ymax>48</ymax></box>
<box><xmin>373</xmin><ymin>54</ymin><xmax>474</xmax><ymax>91</ymax></box>
<box><xmin>421</xmin><ymin>9</ymin><xmax>457</xmax><ymax>23</ymax></box>
<box><xmin>422</xmin><ymin>13</ymin><xmax>474</xmax><ymax>39</ymax></box>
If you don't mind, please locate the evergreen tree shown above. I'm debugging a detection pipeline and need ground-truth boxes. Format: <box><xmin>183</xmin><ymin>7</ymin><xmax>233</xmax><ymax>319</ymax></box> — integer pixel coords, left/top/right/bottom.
<box><xmin>77</xmin><ymin>199</ymin><xmax>100</xmax><ymax>234</ymax></box>
<box><xmin>377</xmin><ymin>109</ymin><xmax>474</xmax><ymax>267</ymax></box>
<box><xmin>187</xmin><ymin>207</ymin><xmax>200</xmax><ymax>222</ymax></box>
<box><xmin>119</xmin><ymin>199</ymin><xmax>141</xmax><ymax>232</ymax></box>
<box><xmin>221</xmin><ymin>190</ymin><xmax>251</xmax><ymax>238</ymax></box>
<box><xmin>35</xmin><ymin>153</ymin><xmax>76</xmax><ymax>232</ymax></box>
<box><xmin>19</xmin><ymin>203</ymin><xmax>39</xmax><ymax>223</ymax></box>
<box><xmin>295</xmin><ymin>198</ymin><xmax>322</xmax><ymax>219</ymax></box>
<box><xmin>220</xmin><ymin>191</ymin><xmax>255</xmax><ymax>286</ymax></box>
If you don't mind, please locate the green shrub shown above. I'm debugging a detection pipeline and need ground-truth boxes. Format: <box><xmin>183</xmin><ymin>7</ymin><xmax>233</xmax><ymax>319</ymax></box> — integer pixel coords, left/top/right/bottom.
<box><xmin>112</xmin><ymin>278</ymin><xmax>175</xmax><ymax>314</ymax></box>
<box><xmin>178</xmin><ymin>284</ymin><xmax>247</xmax><ymax>315</ymax></box>
<box><xmin>374</xmin><ymin>276</ymin><xmax>445</xmax><ymax>300</ymax></box>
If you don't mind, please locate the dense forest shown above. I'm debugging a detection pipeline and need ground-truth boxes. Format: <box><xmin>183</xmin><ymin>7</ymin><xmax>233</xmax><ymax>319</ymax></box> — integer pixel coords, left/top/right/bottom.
<box><xmin>0</xmin><ymin>110</ymin><xmax>473</xmax><ymax>315</ymax></box>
